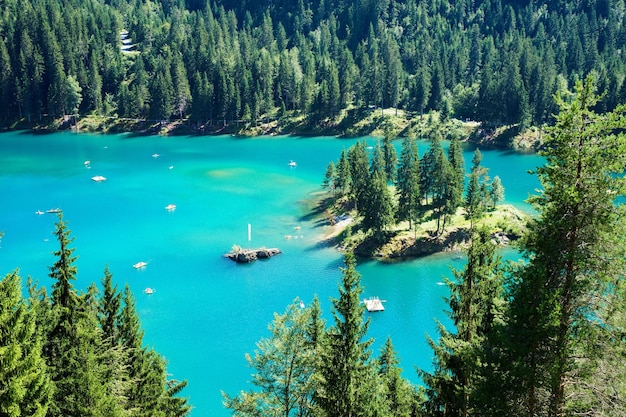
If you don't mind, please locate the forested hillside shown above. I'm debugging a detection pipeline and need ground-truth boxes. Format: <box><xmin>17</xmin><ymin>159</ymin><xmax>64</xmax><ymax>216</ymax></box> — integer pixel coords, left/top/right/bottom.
<box><xmin>2</xmin><ymin>0</ymin><xmax>626</xmax><ymax>130</ymax></box>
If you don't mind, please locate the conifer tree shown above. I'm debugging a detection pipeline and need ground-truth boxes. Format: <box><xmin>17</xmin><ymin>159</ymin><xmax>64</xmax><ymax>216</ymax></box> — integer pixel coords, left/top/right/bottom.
<box><xmin>0</xmin><ymin>270</ymin><xmax>51</xmax><ymax>417</ymax></box>
<box><xmin>396</xmin><ymin>136</ymin><xmax>421</xmax><ymax>230</ymax></box>
<box><xmin>334</xmin><ymin>149</ymin><xmax>350</xmax><ymax>196</ymax></box>
<box><xmin>465</xmin><ymin>149</ymin><xmax>488</xmax><ymax>223</ymax></box>
<box><xmin>348</xmin><ymin>141</ymin><xmax>370</xmax><ymax>211</ymax></box>
<box><xmin>382</xmin><ymin>134</ymin><xmax>398</xmax><ymax>183</ymax></box>
<box><xmin>361</xmin><ymin>170</ymin><xmax>395</xmax><ymax>242</ymax></box>
<box><xmin>315</xmin><ymin>252</ymin><xmax>379</xmax><ymax>417</ymax></box>
<box><xmin>98</xmin><ymin>265</ymin><xmax>121</xmax><ymax>346</ymax></box>
<box><xmin>377</xmin><ymin>337</ymin><xmax>414</xmax><ymax>417</ymax></box>
<box><xmin>322</xmin><ymin>161</ymin><xmax>336</xmax><ymax>195</ymax></box>
<box><xmin>500</xmin><ymin>77</ymin><xmax>626</xmax><ymax>417</ymax></box>
<box><xmin>420</xmin><ymin>227</ymin><xmax>504</xmax><ymax>417</ymax></box>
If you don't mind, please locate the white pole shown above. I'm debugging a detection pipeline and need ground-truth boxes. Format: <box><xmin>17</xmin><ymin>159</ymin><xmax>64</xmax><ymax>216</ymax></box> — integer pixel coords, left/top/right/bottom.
<box><xmin>248</xmin><ymin>224</ymin><xmax>251</xmax><ymax>242</ymax></box>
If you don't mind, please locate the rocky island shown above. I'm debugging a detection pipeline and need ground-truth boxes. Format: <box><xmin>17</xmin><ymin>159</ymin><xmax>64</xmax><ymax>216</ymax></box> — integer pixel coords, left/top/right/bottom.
<box><xmin>225</xmin><ymin>246</ymin><xmax>282</xmax><ymax>263</ymax></box>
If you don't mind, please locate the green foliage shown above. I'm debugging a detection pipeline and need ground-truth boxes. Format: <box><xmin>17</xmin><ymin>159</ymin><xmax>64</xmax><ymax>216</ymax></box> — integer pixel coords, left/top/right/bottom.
<box><xmin>395</xmin><ymin>136</ymin><xmax>421</xmax><ymax>229</ymax></box>
<box><xmin>0</xmin><ymin>215</ymin><xmax>190</xmax><ymax>417</ymax></box>
<box><xmin>494</xmin><ymin>76</ymin><xmax>626</xmax><ymax>416</ymax></box>
<box><xmin>420</xmin><ymin>227</ymin><xmax>505</xmax><ymax>417</ymax></box>
<box><xmin>0</xmin><ymin>270</ymin><xmax>51</xmax><ymax>417</ymax></box>
<box><xmin>222</xmin><ymin>298</ymin><xmax>318</xmax><ymax>416</ymax></box>
<box><xmin>2</xmin><ymin>0</ymin><xmax>624</xmax><ymax>130</ymax></box>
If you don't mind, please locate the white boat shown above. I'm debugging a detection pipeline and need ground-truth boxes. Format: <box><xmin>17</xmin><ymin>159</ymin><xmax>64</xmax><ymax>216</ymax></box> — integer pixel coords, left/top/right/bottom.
<box><xmin>152</xmin><ymin>153</ymin><xmax>160</xmax><ymax>158</ymax></box>
<box><xmin>133</xmin><ymin>261</ymin><xmax>147</xmax><ymax>269</ymax></box>
<box><xmin>144</xmin><ymin>287</ymin><xmax>154</xmax><ymax>294</ymax></box>
<box><xmin>84</xmin><ymin>160</ymin><xmax>91</xmax><ymax>167</ymax></box>
<box><xmin>46</xmin><ymin>208</ymin><xmax>62</xmax><ymax>214</ymax></box>
<box><xmin>165</xmin><ymin>204</ymin><xmax>176</xmax><ymax>211</ymax></box>
<box><xmin>288</xmin><ymin>160</ymin><xmax>297</xmax><ymax>167</ymax></box>
<box><xmin>91</xmin><ymin>175</ymin><xmax>107</xmax><ymax>182</ymax></box>
<box><xmin>35</xmin><ymin>210</ymin><xmax>44</xmax><ymax>215</ymax></box>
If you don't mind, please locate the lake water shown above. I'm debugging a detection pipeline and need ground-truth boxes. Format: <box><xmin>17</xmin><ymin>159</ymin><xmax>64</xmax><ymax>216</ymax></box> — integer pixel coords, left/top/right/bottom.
<box><xmin>0</xmin><ymin>131</ymin><xmax>543</xmax><ymax>416</ymax></box>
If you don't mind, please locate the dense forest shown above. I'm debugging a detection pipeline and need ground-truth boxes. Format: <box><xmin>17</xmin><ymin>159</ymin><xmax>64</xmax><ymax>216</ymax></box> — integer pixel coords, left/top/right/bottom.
<box><xmin>223</xmin><ymin>79</ymin><xmax>626</xmax><ymax>417</ymax></box>
<box><xmin>0</xmin><ymin>217</ymin><xmax>191</xmax><ymax>417</ymax></box>
<box><xmin>2</xmin><ymin>0</ymin><xmax>626</xmax><ymax>130</ymax></box>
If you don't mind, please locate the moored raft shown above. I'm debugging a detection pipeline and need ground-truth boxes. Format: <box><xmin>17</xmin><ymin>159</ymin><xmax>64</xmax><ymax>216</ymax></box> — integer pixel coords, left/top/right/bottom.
<box><xmin>363</xmin><ymin>297</ymin><xmax>386</xmax><ymax>312</ymax></box>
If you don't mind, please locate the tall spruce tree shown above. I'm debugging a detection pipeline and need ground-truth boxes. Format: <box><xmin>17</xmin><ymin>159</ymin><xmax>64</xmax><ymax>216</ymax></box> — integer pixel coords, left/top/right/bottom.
<box><xmin>315</xmin><ymin>252</ymin><xmax>380</xmax><ymax>417</ymax></box>
<box><xmin>377</xmin><ymin>337</ymin><xmax>414</xmax><ymax>417</ymax></box>
<box><xmin>396</xmin><ymin>136</ymin><xmax>421</xmax><ymax>230</ymax></box>
<box><xmin>420</xmin><ymin>227</ymin><xmax>504</xmax><ymax>417</ymax></box>
<box><xmin>348</xmin><ymin>141</ymin><xmax>370</xmax><ymax>212</ymax></box>
<box><xmin>0</xmin><ymin>271</ymin><xmax>51</xmax><ymax>417</ymax></box>
<box><xmin>500</xmin><ymin>77</ymin><xmax>626</xmax><ymax>417</ymax></box>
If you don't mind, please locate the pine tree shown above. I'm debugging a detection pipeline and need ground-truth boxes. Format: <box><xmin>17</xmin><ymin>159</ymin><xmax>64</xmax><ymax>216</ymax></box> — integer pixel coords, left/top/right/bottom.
<box><xmin>315</xmin><ymin>252</ymin><xmax>379</xmax><ymax>417</ymax></box>
<box><xmin>465</xmin><ymin>149</ymin><xmax>488</xmax><ymax>223</ymax></box>
<box><xmin>348</xmin><ymin>141</ymin><xmax>370</xmax><ymax>211</ymax></box>
<box><xmin>382</xmin><ymin>134</ymin><xmax>398</xmax><ymax>183</ymax></box>
<box><xmin>334</xmin><ymin>149</ymin><xmax>350</xmax><ymax>196</ymax></box>
<box><xmin>361</xmin><ymin>170</ymin><xmax>395</xmax><ymax>242</ymax></box>
<box><xmin>0</xmin><ymin>270</ymin><xmax>51</xmax><ymax>417</ymax></box>
<box><xmin>322</xmin><ymin>160</ymin><xmax>336</xmax><ymax>195</ymax></box>
<box><xmin>98</xmin><ymin>265</ymin><xmax>121</xmax><ymax>346</ymax></box>
<box><xmin>377</xmin><ymin>337</ymin><xmax>414</xmax><ymax>417</ymax></box>
<box><xmin>420</xmin><ymin>227</ymin><xmax>504</xmax><ymax>417</ymax></box>
<box><xmin>396</xmin><ymin>136</ymin><xmax>421</xmax><ymax>230</ymax></box>
<box><xmin>500</xmin><ymin>77</ymin><xmax>626</xmax><ymax>417</ymax></box>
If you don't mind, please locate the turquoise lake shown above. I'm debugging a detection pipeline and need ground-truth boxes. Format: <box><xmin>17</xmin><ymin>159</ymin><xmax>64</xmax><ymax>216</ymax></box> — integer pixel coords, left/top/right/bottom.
<box><xmin>0</xmin><ymin>131</ymin><xmax>543</xmax><ymax>416</ymax></box>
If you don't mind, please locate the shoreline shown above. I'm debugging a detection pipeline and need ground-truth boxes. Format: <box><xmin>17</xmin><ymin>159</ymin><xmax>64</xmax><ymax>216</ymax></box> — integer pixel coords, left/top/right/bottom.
<box><xmin>4</xmin><ymin>110</ymin><xmax>543</xmax><ymax>152</ymax></box>
<box><xmin>310</xmin><ymin>201</ymin><xmax>530</xmax><ymax>262</ymax></box>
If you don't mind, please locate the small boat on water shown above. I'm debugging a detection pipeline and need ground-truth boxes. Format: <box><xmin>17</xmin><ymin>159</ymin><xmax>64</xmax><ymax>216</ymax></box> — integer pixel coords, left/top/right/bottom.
<box><xmin>35</xmin><ymin>210</ymin><xmax>44</xmax><ymax>215</ymax></box>
<box><xmin>152</xmin><ymin>153</ymin><xmax>160</xmax><ymax>158</ymax></box>
<box><xmin>46</xmin><ymin>208</ymin><xmax>62</xmax><ymax>214</ymax></box>
<box><xmin>133</xmin><ymin>261</ymin><xmax>147</xmax><ymax>269</ymax></box>
<box><xmin>91</xmin><ymin>175</ymin><xmax>107</xmax><ymax>182</ymax></box>
<box><xmin>84</xmin><ymin>160</ymin><xmax>91</xmax><ymax>168</ymax></box>
<box><xmin>288</xmin><ymin>160</ymin><xmax>297</xmax><ymax>167</ymax></box>
<box><xmin>165</xmin><ymin>204</ymin><xmax>176</xmax><ymax>211</ymax></box>
<box><xmin>144</xmin><ymin>287</ymin><xmax>154</xmax><ymax>294</ymax></box>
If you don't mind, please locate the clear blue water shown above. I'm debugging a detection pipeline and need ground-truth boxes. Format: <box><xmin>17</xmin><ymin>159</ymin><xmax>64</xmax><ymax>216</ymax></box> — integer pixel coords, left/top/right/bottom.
<box><xmin>0</xmin><ymin>131</ymin><xmax>543</xmax><ymax>416</ymax></box>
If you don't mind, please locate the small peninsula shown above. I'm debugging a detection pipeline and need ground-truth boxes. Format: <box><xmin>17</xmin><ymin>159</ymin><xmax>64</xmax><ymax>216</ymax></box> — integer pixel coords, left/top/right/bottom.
<box><xmin>314</xmin><ymin>134</ymin><xmax>530</xmax><ymax>261</ymax></box>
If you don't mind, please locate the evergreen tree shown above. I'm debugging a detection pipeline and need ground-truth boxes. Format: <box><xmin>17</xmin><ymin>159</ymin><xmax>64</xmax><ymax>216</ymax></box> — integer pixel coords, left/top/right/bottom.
<box><xmin>0</xmin><ymin>270</ymin><xmax>51</xmax><ymax>417</ymax></box>
<box><xmin>369</xmin><ymin>141</ymin><xmax>385</xmax><ymax>177</ymax></box>
<box><xmin>322</xmin><ymin>160</ymin><xmax>336</xmax><ymax>195</ymax></box>
<box><xmin>98</xmin><ymin>265</ymin><xmax>121</xmax><ymax>346</ymax></box>
<box><xmin>377</xmin><ymin>337</ymin><xmax>414</xmax><ymax>417</ymax></box>
<box><xmin>382</xmin><ymin>134</ymin><xmax>398</xmax><ymax>183</ymax></box>
<box><xmin>500</xmin><ymin>77</ymin><xmax>626</xmax><ymax>417</ymax></box>
<box><xmin>315</xmin><ymin>252</ymin><xmax>379</xmax><ymax>417</ymax></box>
<box><xmin>348</xmin><ymin>141</ymin><xmax>370</xmax><ymax>211</ymax></box>
<box><xmin>421</xmin><ymin>227</ymin><xmax>504</xmax><ymax>417</ymax></box>
<box><xmin>465</xmin><ymin>149</ymin><xmax>488</xmax><ymax>223</ymax></box>
<box><xmin>361</xmin><ymin>170</ymin><xmax>395</xmax><ymax>242</ymax></box>
<box><xmin>396</xmin><ymin>136</ymin><xmax>421</xmax><ymax>230</ymax></box>
<box><xmin>489</xmin><ymin>176</ymin><xmax>504</xmax><ymax>209</ymax></box>
<box><xmin>334</xmin><ymin>149</ymin><xmax>350</xmax><ymax>196</ymax></box>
